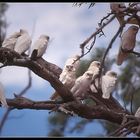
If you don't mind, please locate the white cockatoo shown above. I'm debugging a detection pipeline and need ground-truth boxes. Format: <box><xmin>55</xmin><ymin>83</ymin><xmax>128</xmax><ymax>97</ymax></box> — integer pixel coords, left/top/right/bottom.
<box><xmin>31</xmin><ymin>35</ymin><xmax>49</xmax><ymax>58</ymax></box>
<box><xmin>14</xmin><ymin>29</ymin><xmax>32</xmax><ymax>54</ymax></box>
<box><xmin>90</xmin><ymin>78</ymin><xmax>99</xmax><ymax>93</ymax></box>
<box><xmin>88</xmin><ymin>61</ymin><xmax>101</xmax><ymax>77</ymax></box>
<box><xmin>2</xmin><ymin>31</ymin><xmax>21</xmax><ymax>50</ymax></box>
<box><xmin>110</xmin><ymin>3</ymin><xmax>126</xmax><ymax>25</ymax></box>
<box><xmin>50</xmin><ymin>54</ymin><xmax>80</xmax><ymax>100</ymax></box>
<box><xmin>0</xmin><ymin>82</ymin><xmax>8</xmax><ymax>108</ymax></box>
<box><xmin>71</xmin><ymin>70</ymin><xmax>93</xmax><ymax>100</ymax></box>
<box><xmin>64</xmin><ymin>55</ymin><xmax>80</xmax><ymax>71</ymax></box>
<box><xmin>135</xmin><ymin>107</ymin><xmax>140</xmax><ymax>118</ymax></box>
<box><xmin>101</xmin><ymin>71</ymin><xmax>117</xmax><ymax>99</ymax></box>
<box><xmin>88</xmin><ymin>61</ymin><xmax>101</xmax><ymax>93</ymax></box>
<box><xmin>117</xmin><ymin>25</ymin><xmax>139</xmax><ymax>65</ymax></box>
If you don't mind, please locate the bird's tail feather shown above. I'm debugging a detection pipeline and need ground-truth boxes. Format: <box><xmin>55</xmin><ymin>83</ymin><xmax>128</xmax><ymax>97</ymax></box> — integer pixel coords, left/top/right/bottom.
<box><xmin>116</xmin><ymin>49</ymin><xmax>128</xmax><ymax>65</ymax></box>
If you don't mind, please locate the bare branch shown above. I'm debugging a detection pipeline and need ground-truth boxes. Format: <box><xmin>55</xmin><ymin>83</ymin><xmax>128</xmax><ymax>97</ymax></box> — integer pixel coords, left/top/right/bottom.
<box><xmin>79</xmin><ymin>15</ymin><xmax>116</xmax><ymax>58</ymax></box>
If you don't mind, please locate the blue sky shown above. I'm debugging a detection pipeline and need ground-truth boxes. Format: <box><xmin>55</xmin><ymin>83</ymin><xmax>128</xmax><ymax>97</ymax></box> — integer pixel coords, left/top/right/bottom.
<box><xmin>0</xmin><ymin>2</ymin><xmax>139</xmax><ymax>137</ymax></box>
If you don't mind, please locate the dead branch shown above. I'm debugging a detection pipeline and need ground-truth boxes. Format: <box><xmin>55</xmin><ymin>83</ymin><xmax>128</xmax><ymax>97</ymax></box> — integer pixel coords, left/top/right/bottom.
<box><xmin>79</xmin><ymin>15</ymin><xmax>116</xmax><ymax>57</ymax></box>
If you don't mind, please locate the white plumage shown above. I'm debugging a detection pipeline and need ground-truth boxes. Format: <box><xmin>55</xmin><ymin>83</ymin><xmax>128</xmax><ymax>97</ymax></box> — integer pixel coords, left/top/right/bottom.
<box><xmin>64</xmin><ymin>55</ymin><xmax>80</xmax><ymax>71</ymax></box>
<box><xmin>71</xmin><ymin>70</ymin><xmax>93</xmax><ymax>100</ymax></box>
<box><xmin>50</xmin><ymin>55</ymin><xmax>80</xmax><ymax>100</ymax></box>
<box><xmin>117</xmin><ymin>25</ymin><xmax>139</xmax><ymax>65</ymax></box>
<box><xmin>31</xmin><ymin>35</ymin><xmax>49</xmax><ymax>57</ymax></box>
<box><xmin>59</xmin><ymin>65</ymin><xmax>76</xmax><ymax>86</ymax></box>
<box><xmin>14</xmin><ymin>29</ymin><xmax>32</xmax><ymax>54</ymax></box>
<box><xmin>2</xmin><ymin>31</ymin><xmax>21</xmax><ymax>50</ymax></box>
<box><xmin>135</xmin><ymin>107</ymin><xmax>140</xmax><ymax>118</ymax></box>
<box><xmin>88</xmin><ymin>61</ymin><xmax>101</xmax><ymax>77</ymax></box>
<box><xmin>90</xmin><ymin>78</ymin><xmax>99</xmax><ymax>93</ymax></box>
<box><xmin>0</xmin><ymin>82</ymin><xmax>8</xmax><ymax>108</ymax></box>
<box><xmin>88</xmin><ymin>61</ymin><xmax>101</xmax><ymax>93</ymax></box>
<box><xmin>101</xmin><ymin>71</ymin><xmax>117</xmax><ymax>99</ymax></box>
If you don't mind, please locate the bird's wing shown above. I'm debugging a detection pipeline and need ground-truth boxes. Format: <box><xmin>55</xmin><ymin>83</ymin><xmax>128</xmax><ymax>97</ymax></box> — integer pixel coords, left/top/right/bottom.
<box><xmin>102</xmin><ymin>76</ymin><xmax>116</xmax><ymax>99</ymax></box>
<box><xmin>2</xmin><ymin>32</ymin><xmax>21</xmax><ymax>49</ymax></box>
<box><xmin>37</xmin><ymin>42</ymin><xmax>48</xmax><ymax>57</ymax></box>
<box><xmin>71</xmin><ymin>76</ymin><xmax>82</xmax><ymax>94</ymax></box>
<box><xmin>14</xmin><ymin>34</ymin><xmax>31</xmax><ymax>54</ymax></box>
<box><xmin>2</xmin><ymin>38</ymin><xmax>16</xmax><ymax>49</ymax></box>
<box><xmin>116</xmin><ymin>44</ymin><xmax>128</xmax><ymax>65</ymax></box>
<box><xmin>116</xmin><ymin>27</ymin><xmax>135</xmax><ymax>65</ymax></box>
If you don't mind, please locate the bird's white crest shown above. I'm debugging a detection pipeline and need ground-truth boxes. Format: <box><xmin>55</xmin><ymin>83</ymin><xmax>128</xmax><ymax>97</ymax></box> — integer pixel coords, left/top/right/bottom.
<box><xmin>135</xmin><ymin>107</ymin><xmax>140</xmax><ymax>118</ymax></box>
<box><xmin>14</xmin><ymin>29</ymin><xmax>32</xmax><ymax>54</ymax></box>
<box><xmin>2</xmin><ymin>31</ymin><xmax>21</xmax><ymax>50</ymax></box>
<box><xmin>101</xmin><ymin>70</ymin><xmax>117</xmax><ymax>99</ymax></box>
<box><xmin>71</xmin><ymin>70</ymin><xmax>93</xmax><ymax>100</ymax></box>
<box><xmin>31</xmin><ymin>34</ymin><xmax>49</xmax><ymax>57</ymax></box>
<box><xmin>0</xmin><ymin>82</ymin><xmax>8</xmax><ymax>108</ymax></box>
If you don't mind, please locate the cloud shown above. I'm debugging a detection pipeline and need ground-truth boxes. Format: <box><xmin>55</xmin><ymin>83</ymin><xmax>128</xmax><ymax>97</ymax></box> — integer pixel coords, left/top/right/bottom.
<box><xmin>3</xmin><ymin>3</ymin><xmax>138</xmax><ymax>88</ymax></box>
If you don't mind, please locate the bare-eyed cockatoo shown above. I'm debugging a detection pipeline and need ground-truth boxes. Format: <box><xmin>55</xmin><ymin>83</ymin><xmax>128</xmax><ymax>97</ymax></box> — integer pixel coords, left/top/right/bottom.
<box><xmin>0</xmin><ymin>82</ymin><xmax>8</xmax><ymax>108</ymax></box>
<box><xmin>31</xmin><ymin>35</ymin><xmax>49</xmax><ymax>59</ymax></box>
<box><xmin>14</xmin><ymin>29</ymin><xmax>32</xmax><ymax>54</ymax></box>
<box><xmin>110</xmin><ymin>3</ymin><xmax>126</xmax><ymax>26</ymax></box>
<box><xmin>2</xmin><ymin>31</ymin><xmax>21</xmax><ymax>50</ymax></box>
<box><xmin>116</xmin><ymin>25</ymin><xmax>139</xmax><ymax>65</ymax></box>
<box><xmin>71</xmin><ymin>70</ymin><xmax>93</xmax><ymax>100</ymax></box>
<box><xmin>135</xmin><ymin>107</ymin><xmax>140</xmax><ymax>118</ymax></box>
<box><xmin>101</xmin><ymin>71</ymin><xmax>117</xmax><ymax>99</ymax></box>
<box><xmin>88</xmin><ymin>61</ymin><xmax>101</xmax><ymax>77</ymax></box>
<box><xmin>50</xmin><ymin>54</ymin><xmax>80</xmax><ymax>100</ymax></box>
<box><xmin>64</xmin><ymin>55</ymin><xmax>80</xmax><ymax>71</ymax></box>
<box><xmin>88</xmin><ymin>61</ymin><xmax>101</xmax><ymax>93</ymax></box>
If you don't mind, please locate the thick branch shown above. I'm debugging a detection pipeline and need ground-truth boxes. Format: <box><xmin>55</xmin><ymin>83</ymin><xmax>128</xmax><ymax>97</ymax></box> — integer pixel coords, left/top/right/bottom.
<box><xmin>0</xmin><ymin>47</ymin><xmax>74</xmax><ymax>102</ymax></box>
<box><xmin>4</xmin><ymin>96</ymin><xmax>124</xmax><ymax>124</ymax></box>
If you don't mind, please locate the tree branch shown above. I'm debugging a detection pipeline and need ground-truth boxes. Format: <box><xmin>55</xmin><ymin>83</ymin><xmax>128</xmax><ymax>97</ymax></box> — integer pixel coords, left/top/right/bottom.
<box><xmin>0</xmin><ymin>47</ymin><xmax>75</xmax><ymax>102</ymax></box>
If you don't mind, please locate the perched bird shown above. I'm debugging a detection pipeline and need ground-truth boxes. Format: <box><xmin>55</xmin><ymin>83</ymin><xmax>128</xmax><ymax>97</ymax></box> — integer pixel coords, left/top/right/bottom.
<box><xmin>135</xmin><ymin>107</ymin><xmax>140</xmax><ymax>118</ymax></box>
<box><xmin>0</xmin><ymin>82</ymin><xmax>8</xmax><ymax>108</ymax></box>
<box><xmin>127</xmin><ymin>3</ymin><xmax>140</xmax><ymax>25</ymax></box>
<box><xmin>31</xmin><ymin>35</ymin><xmax>49</xmax><ymax>59</ymax></box>
<box><xmin>88</xmin><ymin>61</ymin><xmax>101</xmax><ymax>77</ymax></box>
<box><xmin>116</xmin><ymin>25</ymin><xmax>139</xmax><ymax>65</ymax></box>
<box><xmin>88</xmin><ymin>61</ymin><xmax>101</xmax><ymax>93</ymax></box>
<box><xmin>50</xmin><ymin>65</ymin><xmax>76</xmax><ymax>100</ymax></box>
<box><xmin>50</xmin><ymin>54</ymin><xmax>80</xmax><ymax>100</ymax></box>
<box><xmin>101</xmin><ymin>71</ymin><xmax>117</xmax><ymax>99</ymax></box>
<box><xmin>71</xmin><ymin>70</ymin><xmax>93</xmax><ymax>100</ymax></box>
<box><xmin>14</xmin><ymin>29</ymin><xmax>32</xmax><ymax>54</ymax></box>
<box><xmin>110</xmin><ymin>3</ymin><xmax>126</xmax><ymax>26</ymax></box>
<box><xmin>2</xmin><ymin>31</ymin><xmax>21</xmax><ymax>50</ymax></box>
<box><xmin>64</xmin><ymin>55</ymin><xmax>80</xmax><ymax>71</ymax></box>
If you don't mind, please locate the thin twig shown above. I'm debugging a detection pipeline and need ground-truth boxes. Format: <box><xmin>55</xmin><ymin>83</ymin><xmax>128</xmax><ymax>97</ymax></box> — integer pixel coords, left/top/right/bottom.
<box><xmin>98</xmin><ymin>25</ymin><xmax>125</xmax><ymax>91</ymax></box>
<box><xmin>80</xmin><ymin>15</ymin><xmax>115</xmax><ymax>57</ymax></box>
